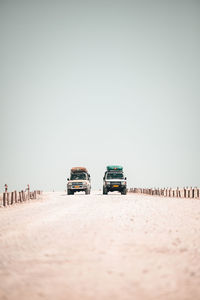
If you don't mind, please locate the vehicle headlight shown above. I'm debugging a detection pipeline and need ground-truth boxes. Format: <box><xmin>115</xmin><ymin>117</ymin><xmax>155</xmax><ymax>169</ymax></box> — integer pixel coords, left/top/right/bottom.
<box><xmin>121</xmin><ymin>182</ymin><xmax>126</xmax><ymax>185</ymax></box>
<box><xmin>106</xmin><ymin>181</ymin><xmax>110</xmax><ymax>185</ymax></box>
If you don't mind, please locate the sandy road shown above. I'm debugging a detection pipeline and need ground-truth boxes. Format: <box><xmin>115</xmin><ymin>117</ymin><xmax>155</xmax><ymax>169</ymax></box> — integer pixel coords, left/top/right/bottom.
<box><xmin>0</xmin><ymin>191</ymin><xmax>200</xmax><ymax>300</ymax></box>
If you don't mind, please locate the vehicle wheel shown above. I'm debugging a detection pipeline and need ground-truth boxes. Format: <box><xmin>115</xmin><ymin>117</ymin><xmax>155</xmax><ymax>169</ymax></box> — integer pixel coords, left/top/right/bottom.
<box><xmin>85</xmin><ymin>188</ymin><xmax>90</xmax><ymax>195</ymax></box>
<box><xmin>121</xmin><ymin>188</ymin><xmax>127</xmax><ymax>195</ymax></box>
<box><xmin>103</xmin><ymin>187</ymin><xmax>108</xmax><ymax>194</ymax></box>
<box><xmin>67</xmin><ymin>189</ymin><xmax>71</xmax><ymax>195</ymax></box>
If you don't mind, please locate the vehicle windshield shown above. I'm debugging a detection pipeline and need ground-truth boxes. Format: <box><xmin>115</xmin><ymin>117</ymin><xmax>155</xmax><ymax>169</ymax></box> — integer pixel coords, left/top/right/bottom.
<box><xmin>106</xmin><ymin>172</ymin><xmax>124</xmax><ymax>179</ymax></box>
<box><xmin>70</xmin><ymin>173</ymin><xmax>87</xmax><ymax>180</ymax></box>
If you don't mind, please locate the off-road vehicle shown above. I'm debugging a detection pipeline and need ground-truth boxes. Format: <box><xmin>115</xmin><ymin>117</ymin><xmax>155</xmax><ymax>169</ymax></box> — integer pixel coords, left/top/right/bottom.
<box><xmin>67</xmin><ymin>167</ymin><xmax>91</xmax><ymax>195</ymax></box>
<box><xmin>103</xmin><ymin>165</ymin><xmax>127</xmax><ymax>195</ymax></box>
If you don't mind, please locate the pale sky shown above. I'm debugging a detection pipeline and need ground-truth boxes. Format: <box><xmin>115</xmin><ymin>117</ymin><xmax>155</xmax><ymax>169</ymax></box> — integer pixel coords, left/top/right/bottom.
<box><xmin>0</xmin><ymin>0</ymin><xmax>199</xmax><ymax>191</ymax></box>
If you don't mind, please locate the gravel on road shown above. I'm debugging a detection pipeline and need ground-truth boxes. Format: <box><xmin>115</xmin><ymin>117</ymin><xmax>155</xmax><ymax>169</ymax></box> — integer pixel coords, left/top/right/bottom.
<box><xmin>0</xmin><ymin>191</ymin><xmax>200</xmax><ymax>300</ymax></box>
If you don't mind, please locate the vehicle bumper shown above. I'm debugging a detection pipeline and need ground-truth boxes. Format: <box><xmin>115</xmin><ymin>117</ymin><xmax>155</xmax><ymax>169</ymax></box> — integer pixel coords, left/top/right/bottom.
<box><xmin>105</xmin><ymin>185</ymin><xmax>126</xmax><ymax>192</ymax></box>
<box><xmin>69</xmin><ymin>189</ymin><xmax>87</xmax><ymax>192</ymax></box>
<box><xmin>68</xmin><ymin>186</ymin><xmax>88</xmax><ymax>191</ymax></box>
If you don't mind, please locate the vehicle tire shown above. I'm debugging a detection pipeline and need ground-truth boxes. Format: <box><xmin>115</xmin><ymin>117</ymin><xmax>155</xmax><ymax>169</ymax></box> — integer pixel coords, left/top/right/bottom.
<box><xmin>103</xmin><ymin>187</ymin><xmax>108</xmax><ymax>195</ymax></box>
<box><xmin>121</xmin><ymin>188</ymin><xmax>127</xmax><ymax>195</ymax></box>
<box><xmin>67</xmin><ymin>189</ymin><xmax>71</xmax><ymax>195</ymax></box>
<box><xmin>85</xmin><ymin>188</ymin><xmax>90</xmax><ymax>195</ymax></box>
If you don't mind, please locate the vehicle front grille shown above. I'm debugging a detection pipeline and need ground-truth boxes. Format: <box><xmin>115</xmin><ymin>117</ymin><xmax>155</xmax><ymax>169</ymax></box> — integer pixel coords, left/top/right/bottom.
<box><xmin>72</xmin><ymin>182</ymin><xmax>83</xmax><ymax>189</ymax></box>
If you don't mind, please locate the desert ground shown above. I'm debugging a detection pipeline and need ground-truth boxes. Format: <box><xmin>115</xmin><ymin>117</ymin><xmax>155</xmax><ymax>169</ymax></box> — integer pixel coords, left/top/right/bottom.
<box><xmin>0</xmin><ymin>191</ymin><xmax>200</xmax><ymax>300</ymax></box>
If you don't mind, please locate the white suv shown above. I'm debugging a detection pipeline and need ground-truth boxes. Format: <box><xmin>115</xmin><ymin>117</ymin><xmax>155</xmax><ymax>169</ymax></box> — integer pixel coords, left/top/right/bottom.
<box><xmin>103</xmin><ymin>166</ymin><xmax>127</xmax><ymax>195</ymax></box>
<box><xmin>67</xmin><ymin>167</ymin><xmax>91</xmax><ymax>195</ymax></box>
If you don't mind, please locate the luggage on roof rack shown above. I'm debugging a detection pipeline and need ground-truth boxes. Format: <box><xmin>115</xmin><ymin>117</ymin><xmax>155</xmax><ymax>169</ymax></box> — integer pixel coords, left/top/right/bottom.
<box><xmin>107</xmin><ymin>165</ymin><xmax>123</xmax><ymax>171</ymax></box>
<box><xmin>71</xmin><ymin>167</ymin><xmax>88</xmax><ymax>173</ymax></box>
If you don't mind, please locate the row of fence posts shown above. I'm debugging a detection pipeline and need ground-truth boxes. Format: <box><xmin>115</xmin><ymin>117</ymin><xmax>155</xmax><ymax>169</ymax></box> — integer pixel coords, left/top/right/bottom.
<box><xmin>2</xmin><ymin>184</ymin><xmax>43</xmax><ymax>207</ymax></box>
<box><xmin>129</xmin><ymin>187</ymin><xmax>200</xmax><ymax>199</ymax></box>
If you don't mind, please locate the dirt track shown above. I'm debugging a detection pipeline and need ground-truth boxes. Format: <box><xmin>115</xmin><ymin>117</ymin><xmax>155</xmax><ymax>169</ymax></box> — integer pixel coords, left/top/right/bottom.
<box><xmin>0</xmin><ymin>191</ymin><xmax>200</xmax><ymax>300</ymax></box>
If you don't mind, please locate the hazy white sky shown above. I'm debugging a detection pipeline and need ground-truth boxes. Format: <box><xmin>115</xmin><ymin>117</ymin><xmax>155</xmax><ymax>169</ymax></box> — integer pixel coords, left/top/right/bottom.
<box><xmin>0</xmin><ymin>0</ymin><xmax>199</xmax><ymax>191</ymax></box>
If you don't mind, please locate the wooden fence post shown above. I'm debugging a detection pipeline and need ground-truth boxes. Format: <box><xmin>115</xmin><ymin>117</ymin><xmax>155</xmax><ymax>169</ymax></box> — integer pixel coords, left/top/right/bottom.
<box><xmin>14</xmin><ymin>191</ymin><xmax>17</xmax><ymax>203</ymax></box>
<box><xmin>3</xmin><ymin>193</ymin><xmax>6</xmax><ymax>207</ymax></box>
<box><xmin>21</xmin><ymin>191</ymin><xmax>24</xmax><ymax>201</ymax></box>
<box><xmin>27</xmin><ymin>184</ymin><xmax>30</xmax><ymax>200</ymax></box>
<box><xmin>7</xmin><ymin>193</ymin><xmax>10</xmax><ymax>205</ymax></box>
<box><xmin>11</xmin><ymin>192</ymin><xmax>14</xmax><ymax>205</ymax></box>
<box><xmin>4</xmin><ymin>184</ymin><xmax>8</xmax><ymax>192</ymax></box>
